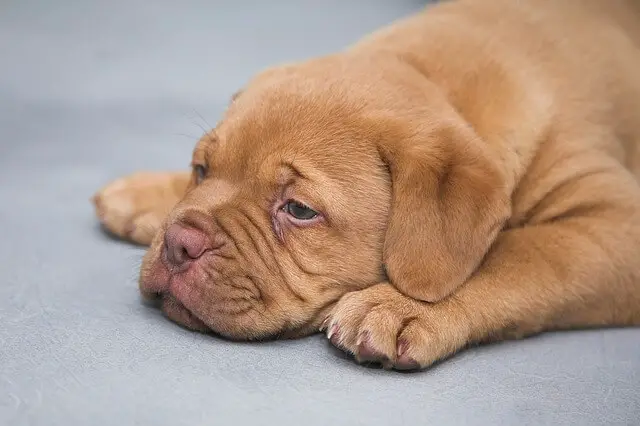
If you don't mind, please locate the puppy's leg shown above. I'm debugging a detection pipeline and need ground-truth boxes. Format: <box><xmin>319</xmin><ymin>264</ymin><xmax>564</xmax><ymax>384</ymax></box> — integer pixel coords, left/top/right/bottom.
<box><xmin>92</xmin><ymin>171</ymin><xmax>191</xmax><ymax>245</ymax></box>
<box><xmin>325</xmin><ymin>170</ymin><xmax>640</xmax><ymax>370</ymax></box>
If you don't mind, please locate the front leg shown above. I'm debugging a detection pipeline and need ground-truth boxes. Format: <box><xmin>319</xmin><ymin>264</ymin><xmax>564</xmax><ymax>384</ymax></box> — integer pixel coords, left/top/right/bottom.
<box><xmin>324</xmin><ymin>282</ymin><xmax>471</xmax><ymax>370</ymax></box>
<box><xmin>325</xmin><ymin>172</ymin><xmax>640</xmax><ymax>370</ymax></box>
<box><xmin>92</xmin><ymin>171</ymin><xmax>191</xmax><ymax>245</ymax></box>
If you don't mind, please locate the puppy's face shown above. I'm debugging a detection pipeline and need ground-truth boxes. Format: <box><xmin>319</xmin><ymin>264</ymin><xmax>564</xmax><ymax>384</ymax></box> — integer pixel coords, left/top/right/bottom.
<box><xmin>139</xmin><ymin>62</ymin><xmax>508</xmax><ymax>340</ymax></box>
<box><xmin>139</xmin><ymin>70</ymin><xmax>394</xmax><ymax>339</ymax></box>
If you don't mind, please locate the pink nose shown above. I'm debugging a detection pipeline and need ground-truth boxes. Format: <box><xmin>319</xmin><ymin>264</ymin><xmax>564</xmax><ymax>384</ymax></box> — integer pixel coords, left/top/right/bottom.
<box><xmin>164</xmin><ymin>224</ymin><xmax>209</xmax><ymax>267</ymax></box>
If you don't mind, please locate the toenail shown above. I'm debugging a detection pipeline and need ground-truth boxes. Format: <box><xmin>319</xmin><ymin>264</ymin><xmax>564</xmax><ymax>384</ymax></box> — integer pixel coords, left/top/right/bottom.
<box><xmin>395</xmin><ymin>356</ymin><xmax>420</xmax><ymax>371</ymax></box>
<box><xmin>328</xmin><ymin>325</ymin><xmax>343</xmax><ymax>348</ymax></box>
<box><xmin>327</xmin><ymin>324</ymin><xmax>336</xmax><ymax>339</ymax></box>
<box><xmin>356</xmin><ymin>332</ymin><xmax>388</xmax><ymax>363</ymax></box>
<box><xmin>397</xmin><ymin>339</ymin><xmax>410</xmax><ymax>358</ymax></box>
<box><xmin>395</xmin><ymin>339</ymin><xmax>421</xmax><ymax>370</ymax></box>
<box><xmin>320</xmin><ymin>317</ymin><xmax>330</xmax><ymax>331</ymax></box>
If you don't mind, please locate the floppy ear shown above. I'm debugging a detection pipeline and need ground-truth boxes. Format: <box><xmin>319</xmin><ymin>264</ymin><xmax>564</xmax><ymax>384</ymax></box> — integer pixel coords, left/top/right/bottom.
<box><xmin>377</xmin><ymin>120</ymin><xmax>510</xmax><ymax>302</ymax></box>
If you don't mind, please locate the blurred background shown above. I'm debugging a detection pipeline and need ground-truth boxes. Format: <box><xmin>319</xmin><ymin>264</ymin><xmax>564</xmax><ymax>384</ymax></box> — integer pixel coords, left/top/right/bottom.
<box><xmin>1</xmin><ymin>0</ymin><xmax>428</xmax><ymax>174</ymax></box>
<box><xmin>2</xmin><ymin>1</ymin><xmax>639</xmax><ymax>426</ymax></box>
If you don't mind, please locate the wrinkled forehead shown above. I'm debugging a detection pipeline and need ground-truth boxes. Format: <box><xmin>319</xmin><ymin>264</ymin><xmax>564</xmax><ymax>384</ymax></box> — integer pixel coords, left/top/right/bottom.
<box><xmin>194</xmin><ymin>82</ymin><xmax>381</xmax><ymax>185</ymax></box>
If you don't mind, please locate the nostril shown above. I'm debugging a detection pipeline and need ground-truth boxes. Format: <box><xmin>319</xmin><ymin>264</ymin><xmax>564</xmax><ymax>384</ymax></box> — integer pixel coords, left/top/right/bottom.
<box><xmin>169</xmin><ymin>244</ymin><xmax>190</xmax><ymax>265</ymax></box>
<box><xmin>164</xmin><ymin>223</ymin><xmax>210</xmax><ymax>267</ymax></box>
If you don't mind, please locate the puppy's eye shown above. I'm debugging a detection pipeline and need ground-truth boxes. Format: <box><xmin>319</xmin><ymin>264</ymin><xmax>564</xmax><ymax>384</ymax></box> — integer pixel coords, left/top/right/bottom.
<box><xmin>193</xmin><ymin>164</ymin><xmax>207</xmax><ymax>184</ymax></box>
<box><xmin>284</xmin><ymin>200</ymin><xmax>318</xmax><ymax>220</ymax></box>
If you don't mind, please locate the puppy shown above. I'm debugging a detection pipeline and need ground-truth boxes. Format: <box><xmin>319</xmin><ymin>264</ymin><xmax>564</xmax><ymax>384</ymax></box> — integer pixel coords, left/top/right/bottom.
<box><xmin>93</xmin><ymin>0</ymin><xmax>640</xmax><ymax>370</ymax></box>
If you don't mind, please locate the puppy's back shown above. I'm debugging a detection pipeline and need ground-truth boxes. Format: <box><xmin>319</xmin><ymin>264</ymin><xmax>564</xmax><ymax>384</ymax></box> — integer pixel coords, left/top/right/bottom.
<box><xmin>350</xmin><ymin>0</ymin><xmax>640</xmax><ymax>178</ymax></box>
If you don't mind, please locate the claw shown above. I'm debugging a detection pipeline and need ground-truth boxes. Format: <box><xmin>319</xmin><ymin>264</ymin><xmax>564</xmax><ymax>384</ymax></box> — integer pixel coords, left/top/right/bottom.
<box><xmin>327</xmin><ymin>324</ymin><xmax>338</xmax><ymax>341</ymax></box>
<box><xmin>319</xmin><ymin>316</ymin><xmax>330</xmax><ymax>332</ymax></box>
<box><xmin>397</xmin><ymin>339</ymin><xmax>409</xmax><ymax>358</ymax></box>
<box><xmin>395</xmin><ymin>356</ymin><xmax>421</xmax><ymax>371</ymax></box>
<box><xmin>395</xmin><ymin>339</ymin><xmax>420</xmax><ymax>370</ymax></box>
<box><xmin>355</xmin><ymin>331</ymin><xmax>389</xmax><ymax>364</ymax></box>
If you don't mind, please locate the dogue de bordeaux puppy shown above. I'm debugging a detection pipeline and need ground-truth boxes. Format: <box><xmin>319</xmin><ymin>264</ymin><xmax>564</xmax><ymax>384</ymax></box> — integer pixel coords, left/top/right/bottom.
<box><xmin>92</xmin><ymin>0</ymin><xmax>640</xmax><ymax>370</ymax></box>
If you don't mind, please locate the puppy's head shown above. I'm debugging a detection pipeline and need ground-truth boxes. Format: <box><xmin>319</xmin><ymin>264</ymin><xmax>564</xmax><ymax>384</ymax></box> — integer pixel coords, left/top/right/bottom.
<box><xmin>139</xmin><ymin>58</ymin><xmax>509</xmax><ymax>340</ymax></box>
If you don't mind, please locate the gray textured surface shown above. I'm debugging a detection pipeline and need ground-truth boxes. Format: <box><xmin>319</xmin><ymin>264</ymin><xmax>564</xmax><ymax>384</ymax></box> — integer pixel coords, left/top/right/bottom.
<box><xmin>1</xmin><ymin>1</ymin><xmax>639</xmax><ymax>425</ymax></box>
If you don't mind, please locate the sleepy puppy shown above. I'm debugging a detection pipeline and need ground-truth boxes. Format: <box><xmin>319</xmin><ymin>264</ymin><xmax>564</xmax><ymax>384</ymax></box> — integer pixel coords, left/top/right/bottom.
<box><xmin>92</xmin><ymin>0</ymin><xmax>640</xmax><ymax>370</ymax></box>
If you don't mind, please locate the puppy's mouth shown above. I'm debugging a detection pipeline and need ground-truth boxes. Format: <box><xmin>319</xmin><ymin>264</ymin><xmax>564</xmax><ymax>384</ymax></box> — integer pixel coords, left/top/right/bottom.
<box><xmin>161</xmin><ymin>292</ymin><xmax>211</xmax><ymax>332</ymax></box>
<box><xmin>138</xmin><ymin>237</ymin><xmax>326</xmax><ymax>341</ymax></box>
<box><xmin>140</xmin><ymin>258</ymin><xmax>273</xmax><ymax>339</ymax></box>
<box><xmin>141</xmin><ymin>287</ymin><xmax>211</xmax><ymax>333</ymax></box>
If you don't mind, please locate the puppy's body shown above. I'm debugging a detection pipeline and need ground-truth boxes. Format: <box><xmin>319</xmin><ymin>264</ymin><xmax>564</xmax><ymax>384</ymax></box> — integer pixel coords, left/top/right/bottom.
<box><xmin>94</xmin><ymin>0</ymin><xmax>640</xmax><ymax>369</ymax></box>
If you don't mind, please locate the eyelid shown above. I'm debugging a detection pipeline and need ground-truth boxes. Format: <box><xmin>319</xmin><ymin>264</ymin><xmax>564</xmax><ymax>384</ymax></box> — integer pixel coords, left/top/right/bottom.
<box><xmin>277</xmin><ymin>196</ymin><xmax>315</xmax><ymax>212</ymax></box>
<box><xmin>191</xmin><ymin>143</ymin><xmax>209</xmax><ymax>166</ymax></box>
<box><xmin>281</xmin><ymin>187</ymin><xmax>323</xmax><ymax>215</ymax></box>
<box><xmin>191</xmin><ymin>163</ymin><xmax>207</xmax><ymax>185</ymax></box>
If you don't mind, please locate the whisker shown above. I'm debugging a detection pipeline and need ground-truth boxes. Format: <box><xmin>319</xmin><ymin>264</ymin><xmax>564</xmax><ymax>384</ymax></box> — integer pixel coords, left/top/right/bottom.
<box><xmin>191</xmin><ymin>108</ymin><xmax>214</xmax><ymax>131</ymax></box>
<box><xmin>172</xmin><ymin>132</ymin><xmax>200</xmax><ymax>141</ymax></box>
<box><xmin>189</xmin><ymin>108</ymin><xmax>217</xmax><ymax>146</ymax></box>
<box><xmin>191</xmin><ymin>120</ymin><xmax>210</xmax><ymax>137</ymax></box>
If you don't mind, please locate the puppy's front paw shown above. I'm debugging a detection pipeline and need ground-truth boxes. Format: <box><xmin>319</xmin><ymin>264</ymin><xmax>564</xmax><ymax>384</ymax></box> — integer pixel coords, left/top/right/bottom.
<box><xmin>323</xmin><ymin>283</ymin><xmax>471</xmax><ymax>370</ymax></box>
<box><xmin>92</xmin><ymin>172</ymin><xmax>182</xmax><ymax>245</ymax></box>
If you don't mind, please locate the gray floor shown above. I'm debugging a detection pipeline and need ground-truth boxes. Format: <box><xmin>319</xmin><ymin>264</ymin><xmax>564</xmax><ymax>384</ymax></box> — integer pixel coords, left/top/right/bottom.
<box><xmin>1</xmin><ymin>1</ymin><xmax>639</xmax><ymax>425</ymax></box>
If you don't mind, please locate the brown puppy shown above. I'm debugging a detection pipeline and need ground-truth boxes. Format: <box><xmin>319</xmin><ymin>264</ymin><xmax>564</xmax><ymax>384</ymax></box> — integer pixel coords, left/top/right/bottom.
<box><xmin>93</xmin><ymin>0</ymin><xmax>640</xmax><ymax>370</ymax></box>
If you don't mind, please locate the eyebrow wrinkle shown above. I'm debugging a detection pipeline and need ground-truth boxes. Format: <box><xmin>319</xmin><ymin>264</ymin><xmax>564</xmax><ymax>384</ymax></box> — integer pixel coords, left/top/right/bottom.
<box><xmin>281</xmin><ymin>161</ymin><xmax>306</xmax><ymax>181</ymax></box>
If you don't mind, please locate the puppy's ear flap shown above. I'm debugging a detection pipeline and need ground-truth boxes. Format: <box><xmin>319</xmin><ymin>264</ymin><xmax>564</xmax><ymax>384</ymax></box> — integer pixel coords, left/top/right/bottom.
<box><xmin>378</xmin><ymin>121</ymin><xmax>510</xmax><ymax>302</ymax></box>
